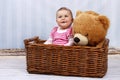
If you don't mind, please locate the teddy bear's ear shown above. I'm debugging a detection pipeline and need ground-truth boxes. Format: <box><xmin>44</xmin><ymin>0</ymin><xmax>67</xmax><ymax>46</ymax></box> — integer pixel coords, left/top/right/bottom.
<box><xmin>76</xmin><ymin>10</ymin><xmax>82</xmax><ymax>17</ymax></box>
<box><xmin>98</xmin><ymin>15</ymin><xmax>110</xmax><ymax>30</ymax></box>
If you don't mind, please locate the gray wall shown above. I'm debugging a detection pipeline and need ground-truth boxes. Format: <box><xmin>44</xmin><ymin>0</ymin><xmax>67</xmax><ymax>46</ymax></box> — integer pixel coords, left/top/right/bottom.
<box><xmin>0</xmin><ymin>0</ymin><xmax>120</xmax><ymax>49</ymax></box>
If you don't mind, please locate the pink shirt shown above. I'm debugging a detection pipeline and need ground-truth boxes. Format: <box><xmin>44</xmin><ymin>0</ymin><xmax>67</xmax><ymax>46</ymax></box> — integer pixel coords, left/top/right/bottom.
<box><xmin>50</xmin><ymin>27</ymin><xmax>72</xmax><ymax>45</ymax></box>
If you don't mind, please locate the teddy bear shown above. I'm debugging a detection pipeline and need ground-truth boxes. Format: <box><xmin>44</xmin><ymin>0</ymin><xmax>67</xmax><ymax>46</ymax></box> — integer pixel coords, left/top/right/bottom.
<box><xmin>72</xmin><ymin>10</ymin><xmax>110</xmax><ymax>47</ymax></box>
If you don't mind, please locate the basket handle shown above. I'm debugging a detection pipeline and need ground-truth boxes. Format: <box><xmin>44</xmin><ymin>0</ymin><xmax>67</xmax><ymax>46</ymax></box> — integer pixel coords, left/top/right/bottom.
<box><xmin>24</xmin><ymin>36</ymin><xmax>40</xmax><ymax>45</ymax></box>
<box><xmin>104</xmin><ymin>38</ymin><xmax>109</xmax><ymax>47</ymax></box>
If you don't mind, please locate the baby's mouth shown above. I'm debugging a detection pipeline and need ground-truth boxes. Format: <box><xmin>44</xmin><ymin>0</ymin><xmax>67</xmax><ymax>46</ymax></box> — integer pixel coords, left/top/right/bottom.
<box><xmin>61</xmin><ymin>21</ymin><xmax>66</xmax><ymax>23</ymax></box>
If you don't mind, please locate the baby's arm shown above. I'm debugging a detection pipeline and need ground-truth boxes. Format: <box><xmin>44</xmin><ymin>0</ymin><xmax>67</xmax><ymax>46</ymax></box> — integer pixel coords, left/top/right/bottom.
<box><xmin>44</xmin><ymin>37</ymin><xmax>52</xmax><ymax>44</ymax></box>
<box><xmin>64</xmin><ymin>37</ymin><xmax>74</xmax><ymax>46</ymax></box>
<box><xmin>44</xmin><ymin>27</ymin><xmax>57</xmax><ymax>45</ymax></box>
<box><xmin>64</xmin><ymin>27</ymin><xmax>73</xmax><ymax>46</ymax></box>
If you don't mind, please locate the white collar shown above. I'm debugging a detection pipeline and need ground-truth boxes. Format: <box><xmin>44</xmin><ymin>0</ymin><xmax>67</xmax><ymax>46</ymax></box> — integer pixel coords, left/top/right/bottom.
<box><xmin>57</xmin><ymin>27</ymin><xmax>67</xmax><ymax>33</ymax></box>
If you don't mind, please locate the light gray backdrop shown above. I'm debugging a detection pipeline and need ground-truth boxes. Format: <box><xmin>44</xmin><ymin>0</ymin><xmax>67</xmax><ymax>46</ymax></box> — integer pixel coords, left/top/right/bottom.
<box><xmin>0</xmin><ymin>0</ymin><xmax>119</xmax><ymax>49</ymax></box>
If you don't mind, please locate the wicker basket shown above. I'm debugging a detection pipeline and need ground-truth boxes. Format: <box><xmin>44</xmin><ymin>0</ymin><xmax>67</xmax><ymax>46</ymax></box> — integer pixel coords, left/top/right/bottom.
<box><xmin>24</xmin><ymin>36</ymin><xmax>109</xmax><ymax>78</ymax></box>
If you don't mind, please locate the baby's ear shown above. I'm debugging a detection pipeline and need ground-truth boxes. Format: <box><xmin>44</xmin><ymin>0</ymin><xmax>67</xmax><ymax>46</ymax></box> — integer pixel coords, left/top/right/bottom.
<box><xmin>76</xmin><ymin>10</ymin><xmax>82</xmax><ymax>17</ymax></box>
<box><xmin>71</xmin><ymin>18</ymin><xmax>74</xmax><ymax>22</ymax></box>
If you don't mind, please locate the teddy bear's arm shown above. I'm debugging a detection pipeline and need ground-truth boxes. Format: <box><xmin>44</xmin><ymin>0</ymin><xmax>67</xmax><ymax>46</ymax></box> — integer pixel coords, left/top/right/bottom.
<box><xmin>96</xmin><ymin>39</ymin><xmax>106</xmax><ymax>48</ymax></box>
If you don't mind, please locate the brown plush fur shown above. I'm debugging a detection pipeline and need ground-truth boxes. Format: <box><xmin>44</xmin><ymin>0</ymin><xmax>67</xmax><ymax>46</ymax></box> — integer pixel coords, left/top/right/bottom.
<box><xmin>73</xmin><ymin>10</ymin><xmax>110</xmax><ymax>47</ymax></box>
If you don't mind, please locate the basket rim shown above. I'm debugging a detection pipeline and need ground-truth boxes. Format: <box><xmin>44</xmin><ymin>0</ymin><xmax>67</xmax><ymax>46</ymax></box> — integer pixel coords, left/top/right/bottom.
<box><xmin>24</xmin><ymin>36</ymin><xmax>109</xmax><ymax>49</ymax></box>
<box><xmin>27</xmin><ymin>43</ymin><xmax>107</xmax><ymax>49</ymax></box>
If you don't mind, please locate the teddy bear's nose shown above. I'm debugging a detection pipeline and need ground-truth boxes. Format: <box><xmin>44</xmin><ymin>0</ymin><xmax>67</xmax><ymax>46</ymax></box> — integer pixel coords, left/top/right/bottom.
<box><xmin>74</xmin><ymin>37</ymin><xmax>80</xmax><ymax>43</ymax></box>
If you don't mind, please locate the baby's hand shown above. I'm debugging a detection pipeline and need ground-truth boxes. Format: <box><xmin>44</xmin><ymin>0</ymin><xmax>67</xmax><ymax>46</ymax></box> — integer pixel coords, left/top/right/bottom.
<box><xmin>64</xmin><ymin>44</ymin><xmax>70</xmax><ymax>46</ymax></box>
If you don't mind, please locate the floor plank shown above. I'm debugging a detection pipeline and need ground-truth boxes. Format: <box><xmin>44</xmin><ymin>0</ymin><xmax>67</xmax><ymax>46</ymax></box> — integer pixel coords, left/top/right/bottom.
<box><xmin>0</xmin><ymin>55</ymin><xmax>120</xmax><ymax>80</ymax></box>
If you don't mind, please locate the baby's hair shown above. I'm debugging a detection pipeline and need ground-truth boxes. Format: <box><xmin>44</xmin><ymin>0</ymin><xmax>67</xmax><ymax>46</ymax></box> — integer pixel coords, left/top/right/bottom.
<box><xmin>56</xmin><ymin>7</ymin><xmax>73</xmax><ymax>19</ymax></box>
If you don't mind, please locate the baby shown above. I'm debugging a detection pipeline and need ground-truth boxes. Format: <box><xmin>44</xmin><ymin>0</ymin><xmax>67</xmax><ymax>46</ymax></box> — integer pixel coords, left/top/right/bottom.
<box><xmin>44</xmin><ymin>7</ymin><xmax>73</xmax><ymax>46</ymax></box>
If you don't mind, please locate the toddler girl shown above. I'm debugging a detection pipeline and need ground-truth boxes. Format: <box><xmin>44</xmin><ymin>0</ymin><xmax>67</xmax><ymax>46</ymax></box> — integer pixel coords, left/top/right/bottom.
<box><xmin>44</xmin><ymin>7</ymin><xmax>73</xmax><ymax>46</ymax></box>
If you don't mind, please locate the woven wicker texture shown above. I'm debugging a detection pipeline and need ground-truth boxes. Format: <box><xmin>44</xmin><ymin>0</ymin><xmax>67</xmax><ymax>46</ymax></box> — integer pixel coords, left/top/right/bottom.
<box><xmin>24</xmin><ymin>36</ymin><xmax>109</xmax><ymax>78</ymax></box>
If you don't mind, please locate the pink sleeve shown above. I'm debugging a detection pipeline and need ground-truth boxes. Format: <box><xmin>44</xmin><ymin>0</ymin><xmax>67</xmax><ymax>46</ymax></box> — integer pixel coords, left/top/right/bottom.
<box><xmin>50</xmin><ymin>27</ymin><xmax>58</xmax><ymax>38</ymax></box>
<box><xmin>64</xmin><ymin>27</ymin><xmax>73</xmax><ymax>46</ymax></box>
<box><xmin>67</xmin><ymin>27</ymin><xmax>73</xmax><ymax>38</ymax></box>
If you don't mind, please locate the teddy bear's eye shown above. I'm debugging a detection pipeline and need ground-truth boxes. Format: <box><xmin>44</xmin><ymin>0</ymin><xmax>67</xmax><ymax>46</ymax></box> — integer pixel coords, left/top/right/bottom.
<box><xmin>85</xmin><ymin>33</ymin><xmax>88</xmax><ymax>37</ymax></box>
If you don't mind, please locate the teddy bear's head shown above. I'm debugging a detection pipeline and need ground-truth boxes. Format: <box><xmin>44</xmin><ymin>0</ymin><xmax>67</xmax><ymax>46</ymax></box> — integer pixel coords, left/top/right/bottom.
<box><xmin>73</xmin><ymin>10</ymin><xmax>110</xmax><ymax>47</ymax></box>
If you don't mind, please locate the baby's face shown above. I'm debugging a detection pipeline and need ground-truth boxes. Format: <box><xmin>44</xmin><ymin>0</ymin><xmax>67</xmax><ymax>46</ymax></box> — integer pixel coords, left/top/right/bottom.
<box><xmin>56</xmin><ymin>10</ymin><xmax>73</xmax><ymax>29</ymax></box>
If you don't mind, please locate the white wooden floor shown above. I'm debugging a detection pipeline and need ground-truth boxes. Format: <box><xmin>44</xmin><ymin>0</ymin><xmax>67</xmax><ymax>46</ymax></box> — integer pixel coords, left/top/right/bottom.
<box><xmin>0</xmin><ymin>55</ymin><xmax>120</xmax><ymax>80</ymax></box>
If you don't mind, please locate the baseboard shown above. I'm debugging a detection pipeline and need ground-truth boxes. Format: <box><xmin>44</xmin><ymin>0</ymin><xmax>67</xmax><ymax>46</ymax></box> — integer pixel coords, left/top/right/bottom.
<box><xmin>0</xmin><ymin>48</ymin><xmax>120</xmax><ymax>56</ymax></box>
<box><xmin>0</xmin><ymin>49</ymin><xmax>26</xmax><ymax>56</ymax></box>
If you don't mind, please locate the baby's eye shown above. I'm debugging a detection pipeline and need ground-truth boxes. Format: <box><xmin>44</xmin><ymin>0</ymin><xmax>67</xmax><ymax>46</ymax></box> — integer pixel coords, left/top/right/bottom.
<box><xmin>65</xmin><ymin>15</ymin><xmax>68</xmax><ymax>17</ymax></box>
<box><xmin>58</xmin><ymin>16</ymin><xmax>62</xmax><ymax>18</ymax></box>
